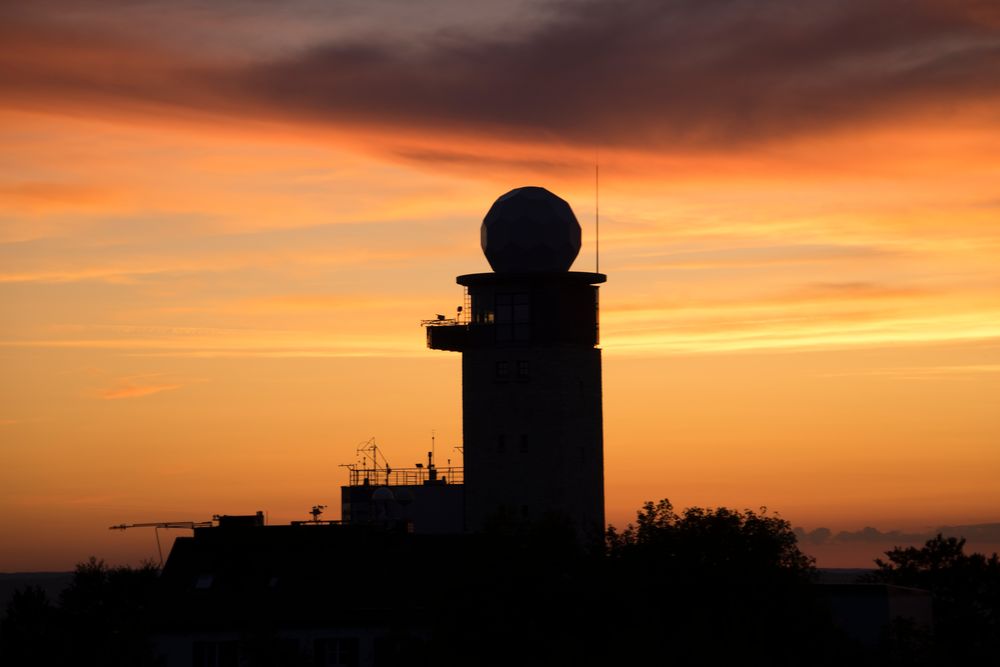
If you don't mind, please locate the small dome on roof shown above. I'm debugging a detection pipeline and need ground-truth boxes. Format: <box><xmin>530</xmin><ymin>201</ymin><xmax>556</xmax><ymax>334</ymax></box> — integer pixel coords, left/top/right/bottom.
<box><xmin>481</xmin><ymin>186</ymin><xmax>581</xmax><ymax>273</ymax></box>
<box><xmin>394</xmin><ymin>488</ymin><xmax>414</xmax><ymax>506</ymax></box>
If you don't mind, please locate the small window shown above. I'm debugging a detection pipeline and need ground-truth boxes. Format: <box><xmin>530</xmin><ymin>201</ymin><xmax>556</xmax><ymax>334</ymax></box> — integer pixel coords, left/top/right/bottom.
<box><xmin>194</xmin><ymin>574</ymin><xmax>214</xmax><ymax>590</ymax></box>
<box><xmin>519</xmin><ymin>434</ymin><xmax>528</xmax><ymax>454</ymax></box>
<box><xmin>516</xmin><ymin>360</ymin><xmax>529</xmax><ymax>379</ymax></box>
<box><xmin>521</xmin><ymin>505</ymin><xmax>529</xmax><ymax>519</ymax></box>
<box><xmin>497</xmin><ymin>434</ymin><xmax>506</xmax><ymax>454</ymax></box>
<box><xmin>314</xmin><ymin>637</ymin><xmax>360</xmax><ymax>667</ymax></box>
<box><xmin>496</xmin><ymin>361</ymin><xmax>509</xmax><ymax>379</ymax></box>
<box><xmin>193</xmin><ymin>640</ymin><xmax>238</xmax><ymax>667</ymax></box>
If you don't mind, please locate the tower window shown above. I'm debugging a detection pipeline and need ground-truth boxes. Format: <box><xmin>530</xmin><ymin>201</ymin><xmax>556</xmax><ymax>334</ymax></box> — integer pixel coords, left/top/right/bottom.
<box><xmin>496</xmin><ymin>293</ymin><xmax>530</xmax><ymax>341</ymax></box>
<box><xmin>496</xmin><ymin>361</ymin><xmax>509</xmax><ymax>379</ymax></box>
<box><xmin>516</xmin><ymin>360</ymin><xmax>529</xmax><ymax>379</ymax></box>
<box><xmin>498</xmin><ymin>434</ymin><xmax>506</xmax><ymax>454</ymax></box>
<box><xmin>519</xmin><ymin>434</ymin><xmax>528</xmax><ymax>454</ymax></box>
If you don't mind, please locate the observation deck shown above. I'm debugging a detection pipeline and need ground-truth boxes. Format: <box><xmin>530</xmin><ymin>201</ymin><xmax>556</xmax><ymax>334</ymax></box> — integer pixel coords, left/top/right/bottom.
<box><xmin>423</xmin><ymin>271</ymin><xmax>605</xmax><ymax>352</ymax></box>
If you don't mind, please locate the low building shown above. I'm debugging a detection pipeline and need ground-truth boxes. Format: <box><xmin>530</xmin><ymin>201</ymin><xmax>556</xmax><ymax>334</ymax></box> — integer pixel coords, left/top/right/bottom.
<box><xmin>155</xmin><ymin>521</ymin><xmax>469</xmax><ymax>667</ymax></box>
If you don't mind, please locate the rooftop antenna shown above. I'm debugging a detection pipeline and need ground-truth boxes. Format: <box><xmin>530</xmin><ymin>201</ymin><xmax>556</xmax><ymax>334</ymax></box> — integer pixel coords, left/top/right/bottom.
<box><xmin>428</xmin><ymin>430</ymin><xmax>438</xmax><ymax>482</ymax></box>
<box><xmin>595</xmin><ymin>149</ymin><xmax>600</xmax><ymax>274</ymax></box>
<box><xmin>291</xmin><ymin>504</ymin><xmax>340</xmax><ymax>526</ymax></box>
<box><xmin>109</xmin><ymin>519</ymin><xmax>214</xmax><ymax>566</ymax></box>
<box><xmin>354</xmin><ymin>437</ymin><xmax>391</xmax><ymax>485</ymax></box>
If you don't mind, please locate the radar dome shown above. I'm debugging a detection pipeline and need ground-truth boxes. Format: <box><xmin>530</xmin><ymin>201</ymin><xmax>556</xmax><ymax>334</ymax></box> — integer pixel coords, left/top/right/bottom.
<box><xmin>481</xmin><ymin>186</ymin><xmax>581</xmax><ymax>273</ymax></box>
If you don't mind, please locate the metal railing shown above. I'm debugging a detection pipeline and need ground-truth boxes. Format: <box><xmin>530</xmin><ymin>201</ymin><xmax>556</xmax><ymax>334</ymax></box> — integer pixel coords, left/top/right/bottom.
<box><xmin>345</xmin><ymin>466</ymin><xmax>464</xmax><ymax>487</ymax></box>
<box><xmin>420</xmin><ymin>317</ymin><xmax>461</xmax><ymax>327</ymax></box>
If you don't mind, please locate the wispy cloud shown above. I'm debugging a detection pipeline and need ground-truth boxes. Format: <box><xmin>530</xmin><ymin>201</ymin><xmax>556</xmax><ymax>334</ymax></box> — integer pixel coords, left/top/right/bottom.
<box><xmin>95</xmin><ymin>373</ymin><xmax>184</xmax><ymax>400</ymax></box>
<box><xmin>604</xmin><ymin>314</ymin><xmax>1000</xmax><ymax>355</ymax></box>
<box><xmin>600</xmin><ymin>275</ymin><xmax>1000</xmax><ymax>354</ymax></box>
<box><xmin>0</xmin><ymin>218</ymin><xmax>463</xmax><ymax>284</ymax></box>
<box><xmin>622</xmin><ymin>244</ymin><xmax>898</xmax><ymax>271</ymax></box>
<box><xmin>819</xmin><ymin>363</ymin><xmax>1000</xmax><ymax>379</ymax></box>
<box><xmin>0</xmin><ymin>182</ymin><xmax>116</xmax><ymax>209</ymax></box>
<box><xmin>1</xmin><ymin>324</ymin><xmax>423</xmax><ymax>359</ymax></box>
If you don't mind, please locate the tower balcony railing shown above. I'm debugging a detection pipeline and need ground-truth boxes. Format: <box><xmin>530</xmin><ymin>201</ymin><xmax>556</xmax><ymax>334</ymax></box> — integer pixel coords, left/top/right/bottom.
<box><xmin>423</xmin><ymin>319</ymin><xmax>600</xmax><ymax>350</ymax></box>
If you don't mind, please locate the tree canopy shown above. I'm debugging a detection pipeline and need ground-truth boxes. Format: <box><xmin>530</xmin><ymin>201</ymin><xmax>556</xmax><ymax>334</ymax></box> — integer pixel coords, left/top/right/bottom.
<box><xmin>599</xmin><ymin>499</ymin><xmax>829</xmax><ymax>665</ymax></box>
<box><xmin>606</xmin><ymin>498</ymin><xmax>815</xmax><ymax>582</ymax></box>
<box><xmin>1</xmin><ymin>557</ymin><xmax>160</xmax><ymax>667</ymax></box>
<box><xmin>867</xmin><ymin>534</ymin><xmax>1000</xmax><ymax>663</ymax></box>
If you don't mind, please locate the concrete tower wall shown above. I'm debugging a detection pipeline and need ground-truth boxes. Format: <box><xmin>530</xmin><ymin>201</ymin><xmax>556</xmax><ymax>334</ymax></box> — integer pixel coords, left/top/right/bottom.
<box><xmin>462</xmin><ymin>344</ymin><xmax>604</xmax><ymax>540</ymax></box>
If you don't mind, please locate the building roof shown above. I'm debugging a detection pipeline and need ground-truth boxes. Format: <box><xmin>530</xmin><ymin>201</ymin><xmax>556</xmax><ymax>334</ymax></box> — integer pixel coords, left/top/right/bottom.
<box><xmin>156</xmin><ymin>523</ymin><xmax>470</xmax><ymax>632</ymax></box>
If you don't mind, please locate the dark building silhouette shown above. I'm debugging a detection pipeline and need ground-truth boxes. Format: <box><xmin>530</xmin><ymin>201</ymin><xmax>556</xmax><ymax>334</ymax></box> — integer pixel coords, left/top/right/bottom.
<box><xmin>425</xmin><ymin>186</ymin><xmax>607</xmax><ymax>543</ymax></box>
<box><xmin>155</xmin><ymin>521</ymin><xmax>466</xmax><ymax>666</ymax></box>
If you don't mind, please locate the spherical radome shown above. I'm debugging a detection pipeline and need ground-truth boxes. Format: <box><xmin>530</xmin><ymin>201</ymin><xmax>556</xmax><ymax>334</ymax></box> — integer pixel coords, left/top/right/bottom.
<box><xmin>481</xmin><ymin>186</ymin><xmax>581</xmax><ymax>272</ymax></box>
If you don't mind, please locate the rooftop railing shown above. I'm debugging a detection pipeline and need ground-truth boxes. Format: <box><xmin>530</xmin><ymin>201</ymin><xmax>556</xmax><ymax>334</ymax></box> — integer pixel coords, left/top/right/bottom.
<box><xmin>345</xmin><ymin>465</ymin><xmax>463</xmax><ymax>487</ymax></box>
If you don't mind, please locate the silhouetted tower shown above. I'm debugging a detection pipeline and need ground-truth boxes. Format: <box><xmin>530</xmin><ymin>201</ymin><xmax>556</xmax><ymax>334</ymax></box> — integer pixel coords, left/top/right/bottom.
<box><xmin>426</xmin><ymin>186</ymin><xmax>606</xmax><ymax>543</ymax></box>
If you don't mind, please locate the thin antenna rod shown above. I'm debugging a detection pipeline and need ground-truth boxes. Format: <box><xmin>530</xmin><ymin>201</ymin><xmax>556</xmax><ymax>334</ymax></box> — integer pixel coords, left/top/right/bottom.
<box><xmin>595</xmin><ymin>154</ymin><xmax>600</xmax><ymax>274</ymax></box>
<box><xmin>154</xmin><ymin>527</ymin><xmax>164</xmax><ymax>566</ymax></box>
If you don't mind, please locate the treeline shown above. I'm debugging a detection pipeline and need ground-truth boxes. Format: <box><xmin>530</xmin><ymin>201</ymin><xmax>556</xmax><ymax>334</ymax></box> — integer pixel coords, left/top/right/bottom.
<box><xmin>1</xmin><ymin>557</ymin><xmax>160</xmax><ymax>666</ymax></box>
<box><xmin>2</xmin><ymin>500</ymin><xmax>997</xmax><ymax>666</ymax></box>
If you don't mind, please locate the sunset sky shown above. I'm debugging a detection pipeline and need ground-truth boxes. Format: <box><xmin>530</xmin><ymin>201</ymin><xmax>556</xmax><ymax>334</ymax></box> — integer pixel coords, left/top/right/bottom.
<box><xmin>2</xmin><ymin>0</ymin><xmax>999</xmax><ymax>570</ymax></box>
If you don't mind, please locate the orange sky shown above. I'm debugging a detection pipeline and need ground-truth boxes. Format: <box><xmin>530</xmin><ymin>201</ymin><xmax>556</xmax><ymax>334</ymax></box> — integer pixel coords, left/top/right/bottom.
<box><xmin>2</xmin><ymin>1</ymin><xmax>999</xmax><ymax>570</ymax></box>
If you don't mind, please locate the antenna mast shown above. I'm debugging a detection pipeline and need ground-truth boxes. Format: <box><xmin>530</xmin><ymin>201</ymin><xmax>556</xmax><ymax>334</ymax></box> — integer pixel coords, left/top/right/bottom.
<box><xmin>109</xmin><ymin>520</ymin><xmax>213</xmax><ymax>566</ymax></box>
<box><xmin>595</xmin><ymin>154</ymin><xmax>600</xmax><ymax>274</ymax></box>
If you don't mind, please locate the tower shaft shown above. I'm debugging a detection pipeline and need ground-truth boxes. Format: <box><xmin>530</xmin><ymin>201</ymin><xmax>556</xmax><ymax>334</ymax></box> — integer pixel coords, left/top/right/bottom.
<box><xmin>428</xmin><ymin>271</ymin><xmax>606</xmax><ymax>543</ymax></box>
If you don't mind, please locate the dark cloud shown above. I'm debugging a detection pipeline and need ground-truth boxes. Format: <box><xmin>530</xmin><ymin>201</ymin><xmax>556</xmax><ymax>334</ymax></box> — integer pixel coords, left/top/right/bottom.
<box><xmin>2</xmin><ymin>0</ymin><xmax>998</xmax><ymax>152</ymax></box>
<box><xmin>797</xmin><ymin>526</ymin><xmax>832</xmax><ymax>545</ymax></box>
<box><xmin>795</xmin><ymin>523</ymin><xmax>1000</xmax><ymax>547</ymax></box>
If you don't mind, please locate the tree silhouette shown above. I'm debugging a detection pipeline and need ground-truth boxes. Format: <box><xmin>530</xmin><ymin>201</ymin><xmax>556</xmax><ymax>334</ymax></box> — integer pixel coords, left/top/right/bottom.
<box><xmin>0</xmin><ymin>585</ymin><xmax>60</xmax><ymax>666</ymax></box>
<box><xmin>866</xmin><ymin>534</ymin><xmax>1000</xmax><ymax>663</ymax></box>
<box><xmin>58</xmin><ymin>556</ymin><xmax>161</xmax><ymax>666</ymax></box>
<box><xmin>0</xmin><ymin>557</ymin><xmax>161</xmax><ymax>667</ymax></box>
<box><xmin>607</xmin><ymin>498</ymin><xmax>815</xmax><ymax>580</ymax></box>
<box><xmin>602</xmin><ymin>499</ymin><xmax>834</xmax><ymax>665</ymax></box>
